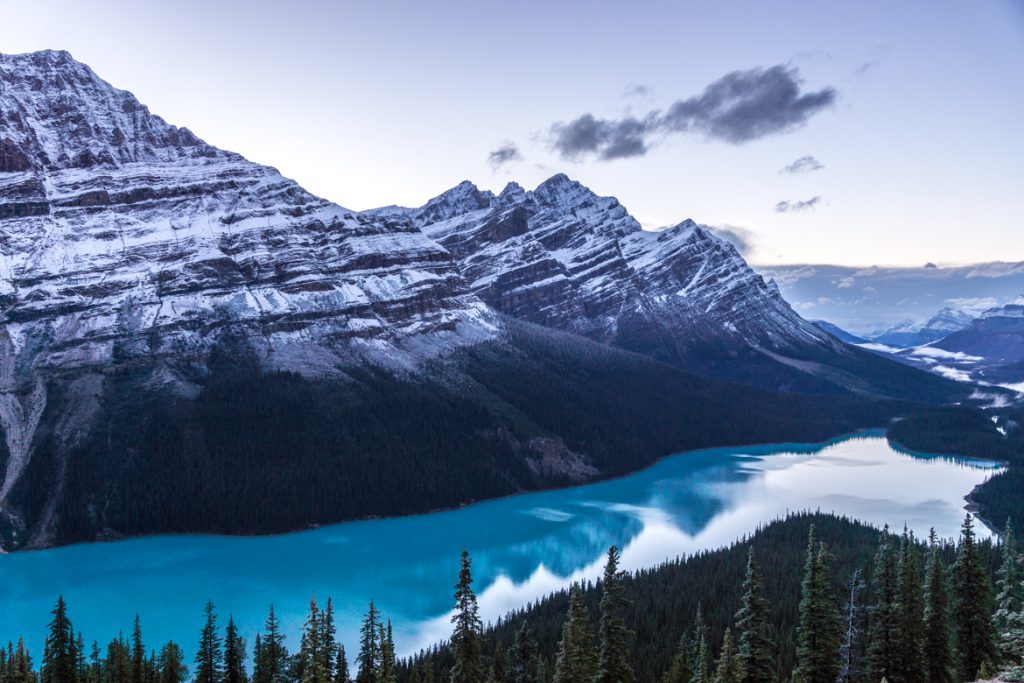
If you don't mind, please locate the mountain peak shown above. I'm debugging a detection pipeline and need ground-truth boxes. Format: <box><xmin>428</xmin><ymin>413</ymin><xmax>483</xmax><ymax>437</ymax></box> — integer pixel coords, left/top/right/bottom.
<box><xmin>0</xmin><ymin>49</ymin><xmax>221</xmax><ymax>172</ymax></box>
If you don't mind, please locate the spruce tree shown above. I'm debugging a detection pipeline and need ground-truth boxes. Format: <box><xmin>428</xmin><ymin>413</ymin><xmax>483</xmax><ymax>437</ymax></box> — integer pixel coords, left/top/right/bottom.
<box><xmin>14</xmin><ymin>639</ymin><xmax>35</xmax><ymax>683</ymax></box>
<box><xmin>922</xmin><ymin>530</ymin><xmax>954</xmax><ymax>683</ymax></box>
<box><xmin>320</xmin><ymin>599</ymin><xmax>337</xmax><ymax>683</ymax></box>
<box><xmin>490</xmin><ymin>642</ymin><xmax>507</xmax><ymax>683</ymax></box>
<box><xmin>42</xmin><ymin>596</ymin><xmax>79</xmax><ymax>683</ymax></box>
<box><xmin>130</xmin><ymin>616</ymin><xmax>145</xmax><ymax>683</ymax></box>
<box><xmin>509</xmin><ymin>623</ymin><xmax>539</xmax><ymax>683</ymax></box>
<box><xmin>593</xmin><ymin>546</ymin><xmax>635</xmax><ymax>683</ymax></box>
<box><xmin>224</xmin><ymin>617</ymin><xmax>247</xmax><ymax>683</ymax></box>
<box><xmin>690</xmin><ymin>605</ymin><xmax>712</xmax><ymax>683</ymax></box>
<box><xmin>156</xmin><ymin>643</ymin><xmax>187</xmax><ymax>683</ymax></box>
<box><xmin>793</xmin><ymin>527</ymin><xmax>841</xmax><ymax>683</ymax></box>
<box><xmin>357</xmin><ymin>601</ymin><xmax>381</xmax><ymax>683</ymax></box>
<box><xmin>736</xmin><ymin>548</ymin><xmax>775</xmax><ymax>683</ymax></box>
<box><xmin>195</xmin><ymin>601</ymin><xmax>224</xmax><ymax>683</ymax></box>
<box><xmin>714</xmin><ymin>630</ymin><xmax>740</xmax><ymax>683</ymax></box>
<box><xmin>300</xmin><ymin>599</ymin><xmax>327</xmax><ymax>683</ymax></box>
<box><xmin>450</xmin><ymin>551</ymin><xmax>484</xmax><ymax>683</ymax></box>
<box><xmin>996</xmin><ymin>520</ymin><xmax>1024</xmax><ymax>679</ymax></box>
<box><xmin>379</xmin><ymin>623</ymin><xmax>396</xmax><ymax>683</ymax></box>
<box><xmin>894</xmin><ymin>530</ymin><xmax>925</xmax><ymax>683</ymax></box>
<box><xmin>336</xmin><ymin>645</ymin><xmax>351</xmax><ymax>683</ymax></box>
<box><xmin>866</xmin><ymin>531</ymin><xmax>899</xmax><ymax>683</ymax></box>
<box><xmin>952</xmin><ymin>514</ymin><xmax>996</xmax><ymax>680</ymax></box>
<box><xmin>88</xmin><ymin>641</ymin><xmax>102</xmax><ymax>683</ymax></box>
<box><xmin>553</xmin><ymin>585</ymin><xmax>598</xmax><ymax>683</ymax></box>
<box><xmin>661</xmin><ymin>633</ymin><xmax>692</xmax><ymax>683</ymax></box>
<box><xmin>254</xmin><ymin>607</ymin><xmax>288</xmax><ymax>683</ymax></box>
<box><xmin>106</xmin><ymin>634</ymin><xmax>131</xmax><ymax>683</ymax></box>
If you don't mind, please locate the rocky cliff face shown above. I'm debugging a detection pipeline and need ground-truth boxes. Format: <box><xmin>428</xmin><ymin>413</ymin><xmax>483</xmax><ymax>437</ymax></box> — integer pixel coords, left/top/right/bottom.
<box><xmin>366</xmin><ymin>175</ymin><xmax>846</xmax><ymax>378</ymax></box>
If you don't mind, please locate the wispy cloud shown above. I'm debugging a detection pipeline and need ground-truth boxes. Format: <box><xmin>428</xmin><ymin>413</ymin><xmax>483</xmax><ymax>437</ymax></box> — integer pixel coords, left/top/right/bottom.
<box><xmin>775</xmin><ymin>196</ymin><xmax>822</xmax><ymax>213</ymax></box>
<box><xmin>779</xmin><ymin>155</ymin><xmax>824</xmax><ymax>174</ymax></box>
<box><xmin>945</xmin><ymin>297</ymin><xmax>997</xmax><ymax>315</ymax></box>
<box><xmin>549</xmin><ymin>65</ymin><xmax>837</xmax><ymax>161</ymax></box>
<box><xmin>487</xmin><ymin>142</ymin><xmax>523</xmax><ymax>170</ymax></box>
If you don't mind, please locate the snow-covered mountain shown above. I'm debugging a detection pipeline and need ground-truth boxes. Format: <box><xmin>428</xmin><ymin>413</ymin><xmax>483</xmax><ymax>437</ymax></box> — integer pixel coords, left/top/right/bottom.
<box><xmin>0</xmin><ymin>50</ymin><xmax>969</xmax><ymax>550</ymax></box>
<box><xmin>366</xmin><ymin>177</ymin><xmax>833</xmax><ymax>368</ymax></box>
<box><xmin>0</xmin><ymin>50</ymin><xmax>494</xmax><ymax>376</ymax></box>
<box><xmin>872</xmin><ymin>307</ymin><xmax>974</xmax><ymax>348</ymax></box>
<box><xmin>365</xmin><ymin>176</ymin><xmax>956</xmax><ymax>394</ymax></box>
<box><xmin>933</xmin><ymin>303</ymin><xmax>1024</xmax><ymax>385</ymax></box>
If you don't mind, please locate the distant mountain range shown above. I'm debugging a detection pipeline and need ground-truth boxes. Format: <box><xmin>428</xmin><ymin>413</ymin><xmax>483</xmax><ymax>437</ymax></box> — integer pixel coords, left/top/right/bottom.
<box><xmin>0</xmin><ymin>50</ymin><xmax>973</xmax><ymax>550</ymax></box>
<box><xmin>760</xmin><ymin>263</ymin><xmax>1024</xmax><ymax>337</ymax></box>
<box><xmin>871</xmin><ymin>307</ymin><xmax>975</xmax><ymax>348</ymax></box>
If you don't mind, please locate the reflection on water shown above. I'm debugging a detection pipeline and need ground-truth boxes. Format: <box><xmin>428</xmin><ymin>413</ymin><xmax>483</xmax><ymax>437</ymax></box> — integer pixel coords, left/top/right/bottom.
<box><xmin>0</xmin><ymin>433</ymin><xmax>1001</xmax><ymax>661</ymax></box>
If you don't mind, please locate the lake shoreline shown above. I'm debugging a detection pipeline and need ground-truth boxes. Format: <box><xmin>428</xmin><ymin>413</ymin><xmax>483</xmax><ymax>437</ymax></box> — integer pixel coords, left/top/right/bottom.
<box><xmin>5</xmin><ymin>424</ymin><xmax>1002</xmax><ymax>557</ymax></box>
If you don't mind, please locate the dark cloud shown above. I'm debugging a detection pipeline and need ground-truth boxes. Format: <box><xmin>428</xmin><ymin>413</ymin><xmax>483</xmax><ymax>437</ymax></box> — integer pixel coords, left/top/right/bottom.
<box><xmin>775</xmin><ymin>196</ymin><xmax>822</xmax><ymax>213</ymax></box>
<box><xmin>550</xmin><ymin>65</ymin><xmax>836</xmax><ymax>161</ymax></box>
<box><xmin>707</xmin><ymin>224</ymin><xmax>755</xmax><ymax>254</ymax></box>
<box><xmin>779</xmin><ymin>155</ymin><xmax>824</xmax><ymax>175</ymax></box>
<box><xmin>487</xmin><ymin>142</ymin><xmax>523</xmax><ymax>170</ymax></box>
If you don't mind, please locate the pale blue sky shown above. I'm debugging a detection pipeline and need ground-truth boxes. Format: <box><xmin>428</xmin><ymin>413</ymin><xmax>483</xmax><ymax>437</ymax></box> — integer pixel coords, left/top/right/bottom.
<box><xmin>2</xmin><ymin>0</ymin><xmax>1022</xmax><ymax>265</ymax></box>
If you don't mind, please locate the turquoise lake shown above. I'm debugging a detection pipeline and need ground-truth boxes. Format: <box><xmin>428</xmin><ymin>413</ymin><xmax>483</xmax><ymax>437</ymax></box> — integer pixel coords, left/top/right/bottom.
<box><xmin>0</xmin><ymin>432</ymin><xmax>1002</xmax><ymax>660</ymax></box>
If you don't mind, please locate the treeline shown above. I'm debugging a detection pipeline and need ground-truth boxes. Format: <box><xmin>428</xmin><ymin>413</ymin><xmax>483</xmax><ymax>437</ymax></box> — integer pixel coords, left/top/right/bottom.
<box><xmin>5</xmin><ymin>513</ymin><xmax>1024</xmax><ymax>683</ymax></box>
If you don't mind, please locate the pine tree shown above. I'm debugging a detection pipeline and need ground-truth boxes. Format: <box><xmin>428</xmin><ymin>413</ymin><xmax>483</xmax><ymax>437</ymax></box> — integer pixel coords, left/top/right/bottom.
<box><xmin>42</xmin><ymin>596</ymin><xmax>79</xmax><ymax>683</ymax></box>
<box><xmin>736</xmin><ymin>548</ymin><xmax>775</xmax><ymax>683</ymax></box>
<box><xmin>593</xmin><ymin>546</ymin><xmax>635</xmax><ymax>683</ymax></box>
<box><xmin>952</xmin><ymin>514</ymin><xmax>997</xmax><ymax>680</ymax></box>
<box><xmin>553</xmin><ymin>585</ymin><xmax>598</xmax><ymax>683</ymax></box>
<box><xmin>894</xmin><ymin>530</ymin><xmax>925</xmax><ymax>683</ymax></box>
<box><xmin>357</xmin><ymin>601</ymin><xmax>381</xmax><ymax>683</ymax></box>
<box><xmin>156</xmin><ymin>643</ymin><xmax>187</xmax><ymax>683</ymax></box>
<box><xmin>224</xmin><ymin>617</ymin><xmax>247</xmax><ymax>683</ymax></box>
<box><xmin>130</xmin><ymin>616</ymin><xmax>145</xmax><ymax>683</ymax></box>
<box><xmin>922</xmin><ymin>530</ymin><xmax>954</xmax><ymax>683</ymax></box>
<box><xmin>713</xmin><ymin>630</ymin><xmax>740</xmax><ymax>683</ymax></box>
<box><xmin>336</xmin><ymin>645</ymin><xmax>351</xmax><ymax>683</ymax></box>
<box><xmin>195</xmin><ymin>601</ymin><xmax>224</xmax><ymax>683</ymax></box>
<box><xmin>450</xmin><ymin>551</ymin><xmax>484</xmax><ymax>683</ymax></box>
<box><xmin>996</xmin><ymin>520</ymin><xmax>1024</xmax><ymax>679</ymax></box>
<box><xmin>793</xmin><ymin>527</ymin><xmax>841</xmax><ymax>683</ymax></box>
<box><xmin>866</xmin><ymin>530</ymin><xmax>899</xmax><ymax>683</ymax></box>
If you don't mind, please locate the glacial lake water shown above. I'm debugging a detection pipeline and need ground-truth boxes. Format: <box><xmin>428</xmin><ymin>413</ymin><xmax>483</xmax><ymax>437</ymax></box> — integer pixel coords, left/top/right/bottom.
<box><xmin>0</xmin><ymin>432</ymin><xmax>1002</xmax><ymax>660</ymax></box>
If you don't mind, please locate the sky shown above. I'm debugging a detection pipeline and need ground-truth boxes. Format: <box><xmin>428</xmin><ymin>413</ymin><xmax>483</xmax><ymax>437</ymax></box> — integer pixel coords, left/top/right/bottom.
<box><xmin>1</xmin><ymin>0</ymin><xmax>1023</xmax><ymax>266</ymax></box>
